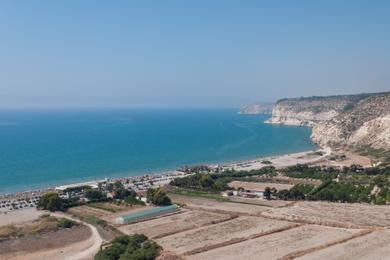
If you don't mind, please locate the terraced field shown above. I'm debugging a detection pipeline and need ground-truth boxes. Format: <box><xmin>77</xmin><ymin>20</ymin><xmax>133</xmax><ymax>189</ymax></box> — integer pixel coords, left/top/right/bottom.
<box><xmin>144</xmin><ymin>195</ymin><xmax>390</xmax><ymax>259</ymax></box>
<box><xmin>188</xmin><ymin>225</ymin><xmax>362</xmax><ymax>260</ymax></box>
<box><xmin>156</xmin><ymin>216</ymin><xmax>295</xmax><ymax>255</ymax></box>
<box><xmin>119</xmin><ymin>210</ymin><xmax>234</xmax><ymax>238</ymax></box>
<box><xmin>262</xmin><ymin>201</ymin><xmax>390</xmax><ymax>228</ymax></box>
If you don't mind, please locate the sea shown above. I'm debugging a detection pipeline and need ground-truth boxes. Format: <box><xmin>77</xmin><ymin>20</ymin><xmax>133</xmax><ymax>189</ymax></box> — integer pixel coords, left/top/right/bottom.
<box><xmin>0</xmin><ymin>109</ymin><xmax>315</xmax><ymax>194</ymax></box>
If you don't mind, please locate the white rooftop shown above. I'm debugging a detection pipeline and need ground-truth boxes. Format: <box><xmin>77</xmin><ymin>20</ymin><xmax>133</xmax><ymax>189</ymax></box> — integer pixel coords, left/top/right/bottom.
<box><xmin>55</xmin><ymin>180</ymin><xmax>104</xmax><ymax>191</ymax></box>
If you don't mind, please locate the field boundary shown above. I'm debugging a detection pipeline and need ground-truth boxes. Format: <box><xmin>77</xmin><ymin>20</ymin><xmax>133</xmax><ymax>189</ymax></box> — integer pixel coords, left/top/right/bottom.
<box><xmin>259</xmin><ymin>212</ymin><xmax>366</xmax><ymax>229</ymax></box>
<box><xmin>152</xmin><ymin>214</ymin><xmax>239</xmax><ymax>239</ymax></box>
<box><xmin>183</xmin><ymin>205</ymin><xmax>259</xmax><ymax>217</ymax></box>
<box><xmin>279</xmin><ymin>229</ymin><xmax>374</xmax><ymax>260</ymax></box>
<box><xmin>183</xmin><ymin>223</ymin><xmax>302</xmax><ymax>256</ymax></box>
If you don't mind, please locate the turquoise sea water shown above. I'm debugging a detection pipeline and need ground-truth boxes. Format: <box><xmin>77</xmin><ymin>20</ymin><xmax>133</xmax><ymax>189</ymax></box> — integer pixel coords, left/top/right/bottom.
<box><xmin>0</xmin><ymin>109</ymin><xmax>315</xmax><ymax>194</ymax></box>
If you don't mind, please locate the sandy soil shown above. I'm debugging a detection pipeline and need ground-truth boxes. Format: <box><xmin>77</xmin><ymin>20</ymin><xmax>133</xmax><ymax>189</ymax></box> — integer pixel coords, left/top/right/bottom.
<box><xmin>188</xmin><ymin>225</ymin><xmax>360</xmax><ymax>260</ymax></box>
<box><xmin>227</xmin><ymin>197</ymin><xmax>292</xmax><ymax>207</ymax></box>
<box><xmin>0</xmin><ymin>225</ymin><xmax>91</xmax><ymax>256</ymax></box>
<box><xmin>156</xmin><ymin>216</ymin><xmax>293</xmax><ymax>255</ymax></box>
<box><xmin>227</xmin><ymin>148</ymin><xmax>331</xmax><ymax>171</ymax></box>
<box><xmin>262</xmin><ymin>201</ymin><xmax>390</xmax><ymax>228</ymax></box>
<box><xmin>119</xmin><ymin>210</ymin><xmax>232</xmax><ymax>238</ymax></box>
<box><xmin>297</xmin><ymin>229</ymin><xmax>390</xmax><ymax>260</ymax></box>
<box><xmin>169</xmin><ymin>194</ymin><xmax>269</xmax><ymax>215</ymax></box>
<box><xmin>315</xmin><ymin>150</ymin><xmax>373</xmax><ymax>168</ymax></box>
<box><xmin>257</xmin><ymin>175</ymin><xmax>322</xmax><ymax>186</ymax></box>
<box><xmin>0</xmin><ymin>208</ymin><xmax>45</xmax><ymax>227</ymax></box>
<box><xmin>67</xmin><ymin>205</ymin><xmax>112</xmax><ymax>219</ymax></box>
<box><xmin>229</xmin><ymin>180</ymin><xmax>293</xmax><ymax>191</ymax></box>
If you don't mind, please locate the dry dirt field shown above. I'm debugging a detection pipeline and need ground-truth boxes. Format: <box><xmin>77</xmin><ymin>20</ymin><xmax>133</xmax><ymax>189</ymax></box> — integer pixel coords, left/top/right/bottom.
<box><xmin>296</xmin><ymin>229</ymin><xmax>390</xmax><ymax>260</ymax></box>
<box><xmin>0</xmin><ymin>208</ymin><xmax>44</xmax><ymax>227</ymax></box>
<box><xmin>188</xmin><ymin>225</ymin><xmax>362</xmax><ymax>260</ymax></box>
<box><xmin>262</xmin><ymin>201</ymin><xmax>390</xmax><ymax>228</ymax></box>
<box><xmin>119</xmin><ymin>209</ymin><xmax>233</xmax><ymax>239</ymax></box>
<box><xmin>228</xmin><ymin>196</ymin><xmax>292</xmax><ymax>207</ymax></box>
<box><xmin>169</xmin><ymin>194</ymin><xmax>270</xmax><ymax>215</ymax></box>
<box><xmin>0</xmin><ymin>224</ymin><xmax>91</xmax><ymax>260</ymax></box>
<box><xmin>140</xmin><ymin>194</ymin><xmax>390</xmax><ymax>259</ymax></box>
<box><xmin>229</xmin><ymin>180</ymin><xmax>293</xmax><ymax>191</ymax></box>
<box><xmin>156</xmin><ymin>216</ymin><xmax>295</xmax><ymax>255</ymax></box>
<box><xmin>67</xmin><ymin>205</ymin><xmax>112</xmax><ymax>219</ymax></box>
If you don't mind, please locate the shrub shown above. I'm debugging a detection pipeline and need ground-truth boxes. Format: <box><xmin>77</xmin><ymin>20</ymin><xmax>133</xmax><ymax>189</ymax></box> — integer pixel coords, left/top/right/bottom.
<box><xmin>57</xmin><ymin>218</ymin><xmax>77</xmax><ymax>228</ymax></box>
<box><xmin>37</xmin><ymin>193</ymin><xmax>65</xmax><ymax>212</ymax></box>
<box><xmin>125</xmin><ymin>196</ymin><xmax>145</xmax><ymax>206</ymax></box>
<box><xmin>114</xmin><ymin>188</ymin><xmax>137</xmax><ymax>200</ymax></box>
<box><xmin>95</xmin><ymin>234</ymin><xmax>161</xmax><ymax>260</ymax></box>
<box><xmin>146</xmin><ymin>188</ymin><xmax>171</xmax><ymax>206</ymax></box>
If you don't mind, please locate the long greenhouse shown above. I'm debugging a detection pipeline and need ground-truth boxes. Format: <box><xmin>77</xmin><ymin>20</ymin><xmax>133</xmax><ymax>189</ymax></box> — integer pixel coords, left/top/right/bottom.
<box><xmin>114</xmin><ymin>204</ymin><xmax>180</xmax><ymax>224</ymax></box>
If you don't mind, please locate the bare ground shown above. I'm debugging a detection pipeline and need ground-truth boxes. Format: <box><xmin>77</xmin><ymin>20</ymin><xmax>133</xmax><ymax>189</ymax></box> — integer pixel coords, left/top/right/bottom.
<box><xmin>155</xmin><ymin>216</ymin><xmax>294</xmax><ymax>255</ymax></box>
<box><xmin>262</xmin><ymin>201</ymin><xmax>390</xmax><ymax>228</ymax></box>
<box><xmin>228</xmin><ymin>197</ymin><xmax>293</xmax><ymax>207</ymax></box>
<box><xmin>0</xmin><ymin>208</ymin><xmax>44</xmax><ymax>227</ymax></box>
<box><xmin>229</xmin><ymin>180</ymin><xmax>293</xmax><ymax>191</ymax></box>
<box><xmin>187</xmin><ymin>225</ymin><xmax>361</xmax><ymax>260</ymax></box>
<box><xmin>155</xmin><ymin>193</ymin><xmax>390</xmax><ymax>260</ymax></box>
<box><xmin>0</xmin><ymin>225</ymin><xmax>91</xmax><ymax>259</ymax></box>
<box><xmin>169</xmin><ymin>194</ymin><xmax>269</xmax><ymax>215</ymax></box>
<box><xmin>67</xmin><ymin>205</ymin><xmax>111</xmax><ymax>219</ymax></box>
<box><xmin>296</xmin><ymin>229</ymin><xmax>390</xmax><ymax>260</ymax></box>
<box><xmin>119</xmin><ymin>210</ymin><xmax>233</xmax><ymax>239</ymax></box>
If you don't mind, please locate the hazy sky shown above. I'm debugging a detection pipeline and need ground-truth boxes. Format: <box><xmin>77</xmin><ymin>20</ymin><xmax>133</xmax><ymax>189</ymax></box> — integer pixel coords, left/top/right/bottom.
<box><xmin>1</xmin><ymin>1</ymin><xmax>389</xmax><ymax>108</ymax></box>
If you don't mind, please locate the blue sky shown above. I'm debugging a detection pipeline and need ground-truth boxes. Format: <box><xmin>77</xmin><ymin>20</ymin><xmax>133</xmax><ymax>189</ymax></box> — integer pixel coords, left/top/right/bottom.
<box><xmin>0</xmin><ymin>1</ymin><xmax>389</xmax><ymax>108</ymax></box>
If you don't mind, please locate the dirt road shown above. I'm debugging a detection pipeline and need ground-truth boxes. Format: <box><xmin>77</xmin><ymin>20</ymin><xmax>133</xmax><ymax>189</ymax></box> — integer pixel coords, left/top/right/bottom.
<box><xmin>51</xmin><ymin>212</ymin><xmax>104</xmax><ymax>260</ymax></box>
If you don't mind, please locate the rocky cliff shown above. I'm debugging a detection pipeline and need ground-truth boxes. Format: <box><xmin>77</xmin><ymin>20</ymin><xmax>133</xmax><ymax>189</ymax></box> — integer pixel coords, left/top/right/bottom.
<box><xmin>265</xmin><ymin>94</ymin><xmax>372</xmax><ymax>126</ymax></box>
<box><xmin>265</xmin><ymin>92</ymin><xmax>390</xmax><ymax>150</ymax></box>
<box><xmin>311</xmin><ymin>93</ymin><xmax>390</xmax><ymax>150</ymax></box>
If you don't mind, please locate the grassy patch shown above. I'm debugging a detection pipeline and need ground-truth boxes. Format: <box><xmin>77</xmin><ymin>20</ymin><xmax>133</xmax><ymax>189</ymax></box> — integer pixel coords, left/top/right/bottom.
<box><xmin>87</xmin><ymin>202</ymin><xmax>118</xmax><ymax>213</ymax></box>
<box><xmin>359</xmin><ymin>147</ymin><xmax>390</xmax><ymax>166</ymax></box>
<box><xmin>81</xmin><ymin>215</ymin><xmax>123</xmax><ymax>236</ymax></box>
<box><xmin>82</xmin><ymin>215</ymin><xmax>108</xmax><ymax>227</ymax></box>
<box><xmin>169</xmin><ymin>188</ymin><xmax>230</xmax><ymax>202</ymax></box>
<box><xmin>0</xmin><ymin>215</ymin><xmax>77</xmax><ymax>241</ymax></box>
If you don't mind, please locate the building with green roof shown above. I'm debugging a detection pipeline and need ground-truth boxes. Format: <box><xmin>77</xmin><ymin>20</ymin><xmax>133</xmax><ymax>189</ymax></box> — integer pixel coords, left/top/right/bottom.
<box><xmin>114</xmin><ymin>204</ymin><xmax>180</xmax><ymax>224</ymax></box>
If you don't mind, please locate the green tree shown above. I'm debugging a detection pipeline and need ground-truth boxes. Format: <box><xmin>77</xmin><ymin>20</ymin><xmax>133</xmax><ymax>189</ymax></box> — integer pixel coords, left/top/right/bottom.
<box><xmin>199</xmin><ymin>174</ymin><xmax>215</xmax><ymax>189</ymax></box>
<box><xmin>146</xmin><ymin>188</ymin><xmax>171</xmax><ymax>206</ymax></box>
<box><xmin>95</xmin><ymin>234</ymin><xmax>160</xmax><ymax>260</ymax></box>
<box><xmin>263</xmin><ymin>187</ymin><xmax>272</xmax><ymax>200</ymax></box>
<box><xmin>114</xmin><ymin>188</ymin><xmax>137</xmax><ymax>200</ymax></box>
<box><xmin>85</xmin><ymin>189</ymin><xmax>106</xmax><ymax>202</ymax></box>
<box><xmin>37</xmin><ymin>193</ymin><xmax>64</xmax><ymax>212</ymax></box>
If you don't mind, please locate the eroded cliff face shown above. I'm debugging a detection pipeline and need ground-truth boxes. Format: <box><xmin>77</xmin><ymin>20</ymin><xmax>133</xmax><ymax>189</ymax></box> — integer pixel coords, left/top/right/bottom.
<box><xmin>266</xmin><ymin>105</ymin><xmax>340</xmax><ymax>126</ymax></box>
<box><xmin>265</xmin><ymin>95</ymin><xmax>365</xmax><ymax>126</ymax></box>
<box><xmin>265</xmin><ymin>92</ymin><xmax>390</xmax><ymax>150</ymax></box>
<box><xmin>311</xmin><ymin>93</ymin><xmax>390</xmax><ymax>150</ymax></box>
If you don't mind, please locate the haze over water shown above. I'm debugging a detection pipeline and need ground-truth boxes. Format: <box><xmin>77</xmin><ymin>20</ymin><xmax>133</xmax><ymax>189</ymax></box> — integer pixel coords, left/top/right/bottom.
<box><xmin>0</xmin><ymin>109</ymin><xmax>314</xmax><ymax>194</ymax></box>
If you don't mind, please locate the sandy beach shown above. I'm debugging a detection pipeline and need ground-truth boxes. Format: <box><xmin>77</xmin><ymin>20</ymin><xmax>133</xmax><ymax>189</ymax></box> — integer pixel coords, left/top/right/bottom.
<box><xmin>0</xmin><ymin>148</ymin><xmax>327</xmax><ymax>200</ymax></box>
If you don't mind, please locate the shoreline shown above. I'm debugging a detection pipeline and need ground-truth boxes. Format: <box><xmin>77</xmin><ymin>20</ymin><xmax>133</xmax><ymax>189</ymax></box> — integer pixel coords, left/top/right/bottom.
<box><xmin>0</xmin><ymin>147</ymin><xmax>330</xmax><ymax>200</ymax></box>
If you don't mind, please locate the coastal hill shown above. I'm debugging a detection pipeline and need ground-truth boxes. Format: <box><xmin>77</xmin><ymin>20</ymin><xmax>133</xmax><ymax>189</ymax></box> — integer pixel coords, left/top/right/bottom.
<box><xmin>312</xmin><ymin>93</ymin><xmax>390</xmax><ymax>150</ymax></box>
<box><xmin>265</xmin><ymin>93</ymin><xmax>376</xmax><ymax>126</ymax></box>
<box><xmin>239</xmin><ymin>103</ymin><xmax>274</xmax><ymax>114</ymax></box>
<box><xmin>265</xmin><ymin>92</ymin><xmax>390</xmax><ymax>150</ymax></box>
